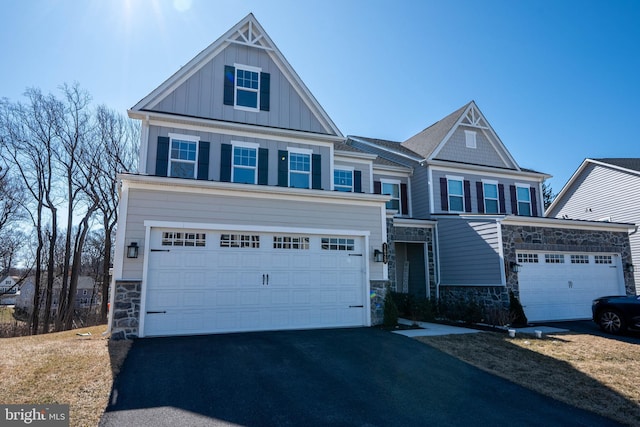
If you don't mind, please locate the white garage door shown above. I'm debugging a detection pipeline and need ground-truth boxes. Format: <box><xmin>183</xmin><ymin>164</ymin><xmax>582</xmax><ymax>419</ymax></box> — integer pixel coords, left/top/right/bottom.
<box><xmin>142</xmin><ymin>228</ymin><xmax>367</xmax><ymax>337</ymax></box>
<box><xmin>517</xmin><ymin>252</ymin><xmax>625</xmax><ymax>322</ymax></box>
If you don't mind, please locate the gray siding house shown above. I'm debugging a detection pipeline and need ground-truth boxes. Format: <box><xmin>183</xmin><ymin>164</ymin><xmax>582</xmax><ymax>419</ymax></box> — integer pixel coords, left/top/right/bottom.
<box><xmin>109</xmin><ymin>14</ymin><xmax>635</xmax><ymax>339</ymax></box>
<box><xmin>547</xmin><ymin>158</ymin><xmax>640</xmax><ymax>294</ymax></box>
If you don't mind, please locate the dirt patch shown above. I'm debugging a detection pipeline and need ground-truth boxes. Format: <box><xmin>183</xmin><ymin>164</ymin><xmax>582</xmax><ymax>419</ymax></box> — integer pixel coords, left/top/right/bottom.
<box><xmin>418</xmin><ymin>332</ymin><xmax>640</xmax><ymax>426</ymax></box>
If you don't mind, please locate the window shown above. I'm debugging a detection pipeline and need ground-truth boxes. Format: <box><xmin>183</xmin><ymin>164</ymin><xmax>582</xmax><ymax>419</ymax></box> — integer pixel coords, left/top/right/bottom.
<box><xmin>162</xmin><ymin>232</ymin><xmax>206</xmax><ymax>247</ymax></box>
<box><xmin>289</xmin><ymin>149</ymin><xmax>311</xmax><ymax>189</ymax></box>
<box><xmin>235</xmin><ymin>65</ymin><xmax>260</xmax><ymax>110</ymax></box>
<box><xmin>483</xmin><ymin>181</ymin><xmax>499</xmax><ymax>214</ymax></box>
<box><xmin>595</xmin><ymin>255</ymin><xmax>613</xmax><ymax>264</ymax></box>
<box><xmin>571</xmin><ymin>255</ymin><xmax>589</xmax><ymax>264</ymax></box>
<box><xmin>382</xmin><ymin>180</ymin><xmax>401</xmax><ymax>211</ymax></box>
<box><xmin>465</xmin><ymin>130</ymin><xmax>477</xmax><ymax>148</ymax></box>
<box><xmin>516</xmin><ymin>185</ymin><xmax>531</xmax><ymax>216</ymax></box>
<box><xmin>273</xmin><ymin>236</ymin><xmax>310</xmax><ymax>250</ymax></box>
<box><xmin>220</xmin><ymin>234</ymin><xmax>260</xmax><ymax>248</ymax></box>
<box><xmin>232</xmin><ymin>143</ymin><xmax>258</xmax><ymax>184</ymax></box>
<box><xmin>545</xmin><ymin>254</ymin><xmax>565</xmax><ymax>264</ymax></box>
<box><xmin>168</xmin><ymin>134</ymin><xmax>199</xmax><ymax>179</ymax></box>
<box><xmin>517</xmin><ymin>253</ymin><xmax>539</xmax><ymax>263</ymax></box>
<box><xmin>334</xmin><ymin>169</ymin><xmax>353</xmax><ymax>192</ymax></box>
<box><xmin>82</xmin><ymin>289</ymin><xmax>88</xmax><ymax>296</ymax></box>
<box><xmin>447</xmin><ymin>177</ymin><xmax>464</xmax><ymax>212</ymax></box>
<box><xmin>321</xmin><ymin>237</ymin><xmax>355</xmax><ymax>251</ymax></box>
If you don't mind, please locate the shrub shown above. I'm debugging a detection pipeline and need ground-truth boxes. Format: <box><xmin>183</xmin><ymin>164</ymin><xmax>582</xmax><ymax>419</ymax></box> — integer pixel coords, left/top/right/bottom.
<box><xmin>383</xmin><ymin>288</ymin><xmax>399</xmax><ymax>327</ymax></box>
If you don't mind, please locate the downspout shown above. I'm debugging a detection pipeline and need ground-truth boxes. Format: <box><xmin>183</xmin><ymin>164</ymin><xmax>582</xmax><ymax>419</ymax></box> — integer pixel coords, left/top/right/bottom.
<box><xmin>434</xmin><ymin>221</ymin><xmax>441</xmax><ymax>300</ymax></box>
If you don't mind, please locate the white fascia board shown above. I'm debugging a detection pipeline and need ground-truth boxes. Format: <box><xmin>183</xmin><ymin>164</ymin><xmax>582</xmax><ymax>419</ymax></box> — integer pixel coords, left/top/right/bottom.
<box><xmin>428</xmin><ymin>160</ymin><xmax>550</xmax><ymax>181</ymax></box>
<box><xmin>119</xmin><ymin>173</ymin><xmax>391</xmax><ymax>207</ymax></box>
<box><xmin>545</xmin><ymin>158</ymin><xmax>589</xmax><ymax>215</ymax></box>
<box><xmin>128</xmin><ymin>110</ymin><xmax>343</xmax><ymax>146</ymax></box>
<box><xmin>348</xmin><ymin>136</ymin><xmax>422</xmax><ymax>162</ymax></box>
<box><xmin>392</xmin><ymin>218</ymin><xmax>437</xmax><ymax>228</ymax></box>
<box><xmin>500</xmin><ymin>215</ymin><xmax>635</xmax><ymax>232</ymax></box>
<box><xmin>334</xmin><ymin>150</ymin><xmax>378</xmax><ymax>161</ymax></box>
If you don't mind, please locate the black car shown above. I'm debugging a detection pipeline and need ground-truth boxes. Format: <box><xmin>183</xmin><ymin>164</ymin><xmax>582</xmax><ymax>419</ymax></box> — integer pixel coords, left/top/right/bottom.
<box><xmin>592</xmin><ymin>295</ymin><xmax>640</xmax><ymax>334</ymax></box>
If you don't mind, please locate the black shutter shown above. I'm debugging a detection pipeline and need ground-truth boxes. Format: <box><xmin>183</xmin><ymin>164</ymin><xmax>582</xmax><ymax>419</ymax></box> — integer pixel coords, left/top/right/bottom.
<box><xmin>312</xmin><ymin>154</ymin><xmax>322</xmax><ymax>189</ymax></box>
<box><xmin>354</xmin><ymin>170</ymin><xmax>362</xmax><ymax>193</ymax></box>
<box><xmin>260</xmin><ymin>72</ymin><xmax>270</xmax><ymax>111</ymax></box>
<box><xmin>510</xmin><ymin>185</ymin><xmax>518</xmax><ymax>214</ymax></box>
<box><xmin>223</xmin><ymin>66</ymin><xmax>235</xmax><ymax>106</ymax></box>
<box><xmin>197</xmin><ymin>141</ymin><xmax>210</xmax><ymax>180</ymax></box>
<box><xmin>498</xmin><ymin>184</ymin><xmax>506</xmax><ymax>214</ymax></box>
<box><xmin>220</xmin><ymin>144</ymin><xmax>232</xmax><ymax>182</ymax></box>
<box><xmin>258</xmin><ymin>148</ymin><xmax>269</xmax><ymax>185</ymax></box>
<box><xmin>439</xmin><ymin>177</ymin><xmax>448</xmax><ymax>211</ymax></box>
<box><xmin>400</xmin><ymin>183</ymin><xmax>409</xmax><ymax>215</ymax></box>
<box><xmin>464</xmin><ymin>180</ymin><xmax>472</xmax><ymax>213</ymax></box>
<box><xmin>530</xmin><ymin>187</ymin><xmax>538</xmax><ymax>217</ymax></box>
<box><xmin>374</xmin><ymin>181</ymin><xmax>382</xmax><ymax>194</ymax></box>
<box><xmin>476</xmin><ymin>181</ymin><xmax>484</xmax><ymax>213</ymax></box>
<box><xmin>156</xmin><ymin>136</ymin><xmax>169</xmax><ymax>177</ymax></box>
<box><xmin>278</xmin><ymin>150</ymin><xmax>288</xmax><ymax>187</ymax></box>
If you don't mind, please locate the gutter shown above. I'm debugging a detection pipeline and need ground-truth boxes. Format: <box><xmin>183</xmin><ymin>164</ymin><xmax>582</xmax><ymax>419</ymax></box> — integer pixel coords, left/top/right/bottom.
<box><xmin>434</xmin><ymin>222</ymin><xmax>441</xmax><ymax>300</ymax></box>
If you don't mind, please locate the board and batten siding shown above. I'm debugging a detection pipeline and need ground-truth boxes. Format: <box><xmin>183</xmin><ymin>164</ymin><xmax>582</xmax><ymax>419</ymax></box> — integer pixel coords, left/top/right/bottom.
<box><xmin>153</xmin><ymin>43</ymin><xmax>327</xmax><ymax>134</ymax></box>
<box><xmin>433</xmin><ymin>126</ymin><xmax>515</xmax><ymax>169</ymax></box>
<box><xmin>147</xmin><ymin>125</ymin><xmax>332</xmax><ymax>190</ymax></box>
<box><xmin>121</xmin><ymin>187</ymin><xmax>385</xmax><ymax>279</ymax></box>
<box><xmin>437</xmin><ymin>217</ymin><xmax>503</xmax><ymax>286</ymax></box>
<box><xmin>549</xmin><ymin>163</ymin><xmax>640</xmax><ymax>293</ymax></box>
<box><xmin>431</xmin><ymin>169</ymin><xmax>541</xmax><ymax>216</ymax></box>
<box><xmin>410</xmin><ymin>166</ymin><xmax>430</xmax><ymax>218</ymax></box>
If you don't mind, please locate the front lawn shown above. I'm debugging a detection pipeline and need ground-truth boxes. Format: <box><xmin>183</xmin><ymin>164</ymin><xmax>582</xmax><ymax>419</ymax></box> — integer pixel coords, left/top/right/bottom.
<box><xmin>419</xmin><ymin>332</ymin><xmax>640</xmax><ymax>426</ymax></box>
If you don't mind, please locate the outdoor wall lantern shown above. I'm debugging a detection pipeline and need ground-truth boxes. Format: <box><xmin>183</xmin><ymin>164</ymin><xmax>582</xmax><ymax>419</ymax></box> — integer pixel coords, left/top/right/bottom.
<box><xmin>626</xmin><ymin>263</ymin><xmax>635</xmax><ymax>274</ymax></box>
<box><xmin>510</xmin><ymin>261</ymin><xmax>521</xmax><ymax>273</ymax></box>
<box><xmin>126</xmin><ymin>242</ymin><xmax>139</xmax><ymax>259</ymax></box>
<box><xmin>374</xmin><ymin>249</ymin><xmax>384</xmax><ymax>263</ymax></box>
<box><xmin>374</xmin><ymin>242</ymin><xmax>389</xmax><ymax>264</ymax></box>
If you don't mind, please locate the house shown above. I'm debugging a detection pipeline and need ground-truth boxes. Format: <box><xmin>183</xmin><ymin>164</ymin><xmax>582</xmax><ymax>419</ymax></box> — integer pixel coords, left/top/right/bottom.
<box><xmin>108</xmin><ymin>14</ymin><xmax>635</xmax><ymax>339</ymax></box>
<box><xmin>0</xmin><ymin>276</ymin><xmax>20</xmax><ymax>305</ymax></box>
<box><xmin>546</xmin><ymin>158</ymin><xmax>640</xmax><ymax>294</ymax></box>
<box><xmin>16</xmin><ymin>276</ymin><xmax>100</xmax><ymax>315</ymax></box>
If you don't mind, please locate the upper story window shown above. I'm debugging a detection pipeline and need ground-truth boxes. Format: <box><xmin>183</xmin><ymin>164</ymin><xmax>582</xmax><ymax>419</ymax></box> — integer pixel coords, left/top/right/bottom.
<box><xmin>334</xmin><ymin>168</ymin><xmax>353</xmax><ymax>192</ymax></box>
<box><xmin>483</xmin><ymin>181</ymin><xmax>499</xmax><ymax>214</ymax></box>
<box><xmin>289</xmin><ymin>148</ymin><xmax>312</xmax><ymax>189</ymax></box>
<box><xmin>169</xmin><ymin>133</ymin><xmax>199</xmax><ymax>179</ymax></box>
<box><xmin>382</xmin><ymin>180</ymin><xmax>401</xmax><ymax>211</ymax></box>
<box><xmin>232</xmin><ymin>142</ymin><xmax>259</xmax><ymax>184</ymax></box>
<box><xmin>465</xmin><ymin>130</ymin><xmax>477</xmax><ymax>149</ymax></box>
<box><xmin>447</xmin><ymin>177</ymin><xmax>464</xmax><ymax>212</ymax></box>
<box><xmin>224</xmin><ymin>64</ymin><xmax>270</xmax><ymax>112</ymax></box>
<box><xmin>516</xmin><ymin>185</ymin><xmax>532</xmax><ymax>216</ymax></box>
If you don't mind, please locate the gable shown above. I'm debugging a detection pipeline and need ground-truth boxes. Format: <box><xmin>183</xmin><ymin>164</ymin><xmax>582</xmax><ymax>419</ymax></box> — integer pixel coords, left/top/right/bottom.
<box><xmin>131</xmin><ymin>14</ymin><xmax>341</xmax><ymax>137</ymax></box>
<box><xmin>433</xmin><ymin>125</ymin><xmax>514</xmax><ymax>168</ymax></box>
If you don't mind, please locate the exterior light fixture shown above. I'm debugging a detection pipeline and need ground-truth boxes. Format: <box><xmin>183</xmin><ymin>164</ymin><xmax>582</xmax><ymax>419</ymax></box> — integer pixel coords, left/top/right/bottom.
<box><xmin>374</xmin><ymin>249</ymin><xmax>384</xmax><ymax>263</ymax></box>
<box><xmin>510</xmin><ymin>261</ymin><xmax>521</xmax><ymax>273</ymax></box>
<box><xmin>127</xmin><ymin>242</ymin><xmax>139</xmax><ymax>259</ymax></box>
<box><xmin>626</xmin><ymin>263</ymin><xmax>635</xmax><ymax>274</ymax></box>
<box><xmin>374</xmin><ymin>242</ymin><xmax>389</xmax><ymax>264</ymax></box>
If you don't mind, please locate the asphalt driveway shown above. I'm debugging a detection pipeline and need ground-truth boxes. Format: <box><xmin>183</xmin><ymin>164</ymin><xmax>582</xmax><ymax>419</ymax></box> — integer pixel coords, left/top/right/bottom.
<box><xmin>101</xmin><ymin>328</ymin><xmax>621</xmax><ymax>427</ymax></box>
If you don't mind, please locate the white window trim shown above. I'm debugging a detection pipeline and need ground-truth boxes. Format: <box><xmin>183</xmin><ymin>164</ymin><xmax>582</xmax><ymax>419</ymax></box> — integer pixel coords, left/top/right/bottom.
<box><xmin>233</xmin><ymin>63</ymin><xmax>262</xmax><ymax>112</ymax></box>
<box><xmin>288</xmin><ymin>147</ymin><xmax>313</xmax><ymax>189</ymax></box>
<box><xmin>464</xmin><ymin>130</ymin><xmax>477</xmax><ymax>149</ymax></box>
<box><xmin>482</xmin><ymin>179</ymin><xmax>499</xmax><ymax>214</ymax></box>
<box><xmin>231</xmin><ymin>141</ymin><xmax>260</xmax><ymax>185</ymax></box>
<box><xmin>334</xmin><ymin>166</ymin><xmax>354</xmax><ymax>192</ymax></box>
<box><xmin>515</xmin><ymin>183</ymin><xmax>532</xmax><ymax>216</ymax></box>
<box><xmin>167</xmin><ymin>133</ymin><xmax>200</xmax><ymax>179</ymax></box>
<box><xmin>446</xmin><ymin>175</ymin><xmax>465</xmax><ymax>213</ymax></box>
<box><xmin>380</xmin><ymin>178</ymin><xmax>402</xmax><ymax>212</ymax></box>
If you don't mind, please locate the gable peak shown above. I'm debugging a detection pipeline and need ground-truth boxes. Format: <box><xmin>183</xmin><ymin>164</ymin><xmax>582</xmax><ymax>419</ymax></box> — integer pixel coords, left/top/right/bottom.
<box><xmin>459</xmin><ymin>102</ymin><xmax>489</xmax><ymax>129</ymax></box>
<box><xmin>227</xmin><ymin>14</ymin><xmax>272</xmax><ymax>51</ymax></box>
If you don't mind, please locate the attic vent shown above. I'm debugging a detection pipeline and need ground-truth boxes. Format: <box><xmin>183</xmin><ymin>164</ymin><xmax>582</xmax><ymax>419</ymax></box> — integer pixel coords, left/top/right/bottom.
<box><xmin>465</xmin><ymin>130</ymin><xmax>476</xmax><ymax>149</ymax></box>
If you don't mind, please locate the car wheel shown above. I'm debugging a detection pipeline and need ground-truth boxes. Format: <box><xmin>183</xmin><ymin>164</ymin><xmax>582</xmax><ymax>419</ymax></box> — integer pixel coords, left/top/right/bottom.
<box><xmin>598</xmin><ymin>310</ymin><xmax>626</xmax><ymax>334</ymax></box>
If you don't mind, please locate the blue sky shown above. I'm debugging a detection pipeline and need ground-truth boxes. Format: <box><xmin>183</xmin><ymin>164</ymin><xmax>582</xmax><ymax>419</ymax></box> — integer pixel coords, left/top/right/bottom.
<box><xmin>1</xmin><ymin>0</ymin><xmax>639</xmax><ymax>192</ymax></box>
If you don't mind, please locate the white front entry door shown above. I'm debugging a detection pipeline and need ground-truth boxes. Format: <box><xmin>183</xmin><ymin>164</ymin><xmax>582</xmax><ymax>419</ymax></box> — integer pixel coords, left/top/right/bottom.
<box><xmin>517</xmin><ymin>252</ymin><xmax>624</xmax><ymax>322</ymax></box>
<box><xmin>142</xmin><ymin>229</ymin><xmax>367</xmax><ymax>337</ymax></box>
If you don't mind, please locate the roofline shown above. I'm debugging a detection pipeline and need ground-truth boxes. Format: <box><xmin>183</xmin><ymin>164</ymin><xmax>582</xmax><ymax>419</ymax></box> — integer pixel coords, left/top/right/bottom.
<box><xmin>372</xmin><ymin>163</ymin><xmax>413</xmax><ymax>174</ymax></box>
<box><xmin>348</xmin><ymin>136</ymin><xmax>423</xmax><ymax>162</ymax></box>
<box><xmin>427</xmin><ymin>159</ymin><xmax>550</xmax><ymax>180</ymax></box>
<box><xmin>128</xmin><ymin>110</ymin><xmax>345</xmax><ymax>144</ymax></box>
<box><xmin>334</xmin><ymin>150</ymin><xmax>378</xmax><ymax>161</ymax></box>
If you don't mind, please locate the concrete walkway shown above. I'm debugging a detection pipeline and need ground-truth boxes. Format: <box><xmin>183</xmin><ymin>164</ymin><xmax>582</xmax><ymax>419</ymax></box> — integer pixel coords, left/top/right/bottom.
<box><xmin>394</xmin><ymin>318</ymin><xmax>569</xmax><ymax>337</ymax></box>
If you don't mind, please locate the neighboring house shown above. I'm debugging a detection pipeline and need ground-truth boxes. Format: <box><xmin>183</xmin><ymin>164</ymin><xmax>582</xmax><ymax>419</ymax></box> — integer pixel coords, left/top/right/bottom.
<box><xmin>0</xmin><ymin>276</ymin><xmax>20</xmax><ymax>305</ymax></box>
<box><xmin>547</xmin><ymin>158</ymin><xmax>640</xmax><ymax>294</ymax></box>
<box><xmin>16</xmin><ymin>276</ymin><xmax>100</xmax><ymax>315</ymax></box>
<box><xmin>109</xmin><ymin>14</ymin><xmax>635</xmax><ymax>339</ymax></box>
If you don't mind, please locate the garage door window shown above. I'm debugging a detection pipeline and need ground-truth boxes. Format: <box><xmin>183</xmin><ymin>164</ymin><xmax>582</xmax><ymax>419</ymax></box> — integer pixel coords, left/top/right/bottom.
<box><xmin>595</xmin><ymin>255</ymin><xmax>613</xmax><ymax>264</ymax></box>
<box><xmin>570</xmin><ymin>255</ymin><xmax>589</xmax><ymax>264</ymax></box>
<box><xmin>273</xmin><ymin>236</ymin><xmax>310</xmax><ymax>250</ymax></box>
<box><xmin>162</xmin><ymin>232</ymin><xmax>206</xmax><ymax>247</ymax></box>
<box><xmin>321</xmin><ymin>237</ymin><xmax>355</xmax><ymax>251</ymax></box>
<box><xmin>544</xmin><ymin>254</ymin><xmax>564</xmax><ymax>264</ymax></box>
<box><xmin>517</xmin><ymin>253</ymin><xmax>538</xmax><ymax>263</ymax></box>
<box><xmin>220</xmin><ymin>234</ymin><xmax>260</xmax><ymax>248</ymax></box>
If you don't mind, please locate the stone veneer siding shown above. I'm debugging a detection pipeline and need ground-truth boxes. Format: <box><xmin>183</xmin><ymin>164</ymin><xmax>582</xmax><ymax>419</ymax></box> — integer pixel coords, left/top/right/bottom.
<box><xmin>386</xmin><ymin>218</ymin><xmax>436</xmax><ymax>298</ymax></box>
<box><xmin>370</xmin><ymin>279</ymin><xmax>390</xmax><ymax>325</ymax></box>
<box><xmin>111</xmin><ymin>280</ymin><xmax>141</xmax><ymax>340</ymax></box>
<box><xmin>502</xmin><ymin>224</ymin><xmax>636</xmax><ymax>296</ymax></box>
